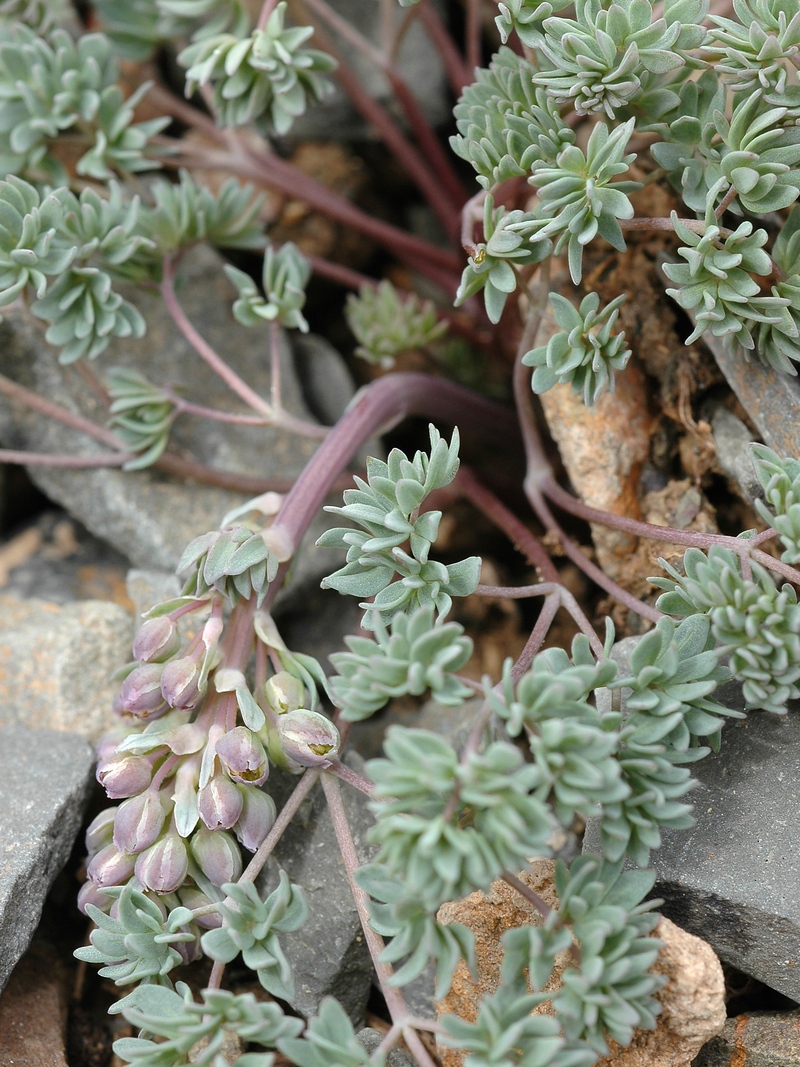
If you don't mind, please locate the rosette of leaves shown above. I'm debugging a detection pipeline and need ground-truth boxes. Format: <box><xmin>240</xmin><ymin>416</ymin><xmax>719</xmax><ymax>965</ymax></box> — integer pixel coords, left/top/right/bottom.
<box><xmin>318</xmin><ymin>425</ymin><xmax>481</xmax><ymax>626</ymax></box>
<box><xmin>201</xmin><ymin>873</ymin><xmax>307</xmax><ymax>999</ymax></box>
<box><xmin>495</xmin><ymin>0</ymin><xmax>572</xmax><ymax>47</ymax></box>
<box><xmin>755</xmin><ymin>204</ymin><xmax>800</xmax><ymax>373</ymax></box>
<box><xmin>0</xmin><ymin>25</ymin><xmax>166</xmax><ymax>184</ymax></box>
<box><xmin>0</xmin><ymin>0</ymin><xmax>71</xmax><ymax>32</ymax></box>
<box><xmin>752</xmin><ymin>444</ymin><xmax>800</xmax><ymax>563</ymax></box>
<box><xmin>532</xmin><ymin>0</ymin><xmax>706</xmax><ymax>120</ymax></box>
<box><xmin>355</xmin><ymin>864</ymin><xmax>476</xmax><ymax>997</ymax></box>
<box><xmin>111</xmin><ymin>981</ymin><xmax>303</xmax><ymax>1067</ymax></box>
<box><xmin>344</xmin><ymin>280</ymin><xmax>447</xmax><ymax>368</ymax></box>
<box><xmin>612</xmin><ymin>615</ymin><xmax>740</xmax><ymax>752</ymax></box>
<box><xmin>528</xmin><ymin>119</ymin><xmax>640</xmax><ymax>284</ymax></box>
<box><xmin>106</xmin><ymin>368</ymin><xmax>177</xmax><ymax>470</ymax></box>
<box><xmin>330</xmin><ymin>604</ymin><xmax>474</xmax><ymax>721</ymax></box>
<box><xmin>367</xmin><ymin>729</ymin><xmax>554</xmax><ymax>910</ymax></box>
<box><xmin>650</xmin><ymin>69</ymin><xmax>726</xmax><ymax>213</ymax></box>
<box><xmin>143</xmin><ymin>170</ymin><xmax>265</xmax><ymax>256</ymax></box>
<box><xmin>489</xmin><ymin>632</ymin><xmax>618</xmax><ymax>737</ymax></box>
<box><xmin>653</xmin><ymin>545</ymin><xmax>800</xmax><ymax>714</ymax></box>
<box><xmin>0</xmin><ymin>176</ymin><xmax>74</xmax><ymax>306</ymax></box>
<box><xmin>524</xmin><ymin>292</ymin><xmax>632</xmax><ymax>405</ymax></box>
<box><xmin>455</xmin><ymin>194</ymin><xmax>550</xmax><ymax>323</ymax></box>
<box><xmin>180</xmin><ymin>2</ymin><xmax>336</xmax><ymax>135</ymax></box>
<box><xmin>74</xmin><ymin>881</ymin><xmax>197</xmax><ymax>985</ymax></box>
<box><xmin>278</xmin><ymin>998</ymin><xmax>378</xmax><ymax>1067</ymax></box>
<box><xmin>94</xmin><ymin>0</ymin><xmax>249</xmax><ymax>61</ymax></box>
<box><xmin>663</xmin><ymin>192</ymin><xmax>790</xmax><ymax>354</ymax></box>
<box><xmin>178</xmin><ymin>525</ymin><xmax>279</xmax><ymax>606</ymax></box>
<box><xmin>703</xmin><ymin>0</ymin><xmax>800</xmax><ymax>100</ymax></box>
<box><xmin>715</xmin><ymin>93</ymin><xmax>800</xmax><ymax>214</ymax></box>
<box><xmin>225</xmin><ymin>241</ymin><xmax>310</xmax><ymax>333</ymax></box>
<box><xmin>450</xmin><ymin>48</ymin><xmax>575</xmax><ymax>189</ymax></box>
<box><xmin>551</xmin><ymin>856</ymin><xmax>663</xmax><ymax>1054</ymax></box>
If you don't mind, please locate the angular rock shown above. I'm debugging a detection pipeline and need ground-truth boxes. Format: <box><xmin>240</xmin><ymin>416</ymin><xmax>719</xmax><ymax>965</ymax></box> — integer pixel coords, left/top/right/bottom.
<box><xmin>356</xmin><ymin>1027</ymin><xmax>416</xmax><ymax>1066</ymax></box>
<box><xmin>587</xmin><ymin>638</ymin><xmax>800</xmax><ymax>1003</ymax></box>
<box><xmin>0</xmin><ymin>725</ymin><xmax>95</xmax><ymax>993</ymax></box>
<box><xmin>0</xmin><ymin>938</ymin><xmax>70</xmax><ymax>1067</ymax></box>
<box><xmin>436</xmin><ymin>861</ymin><xmax>724</xmax><ymax>1067</ymax></box>
<box><xmin>694</xmin><ymin>1011</ymin><xmax>800</xmax><ymax>1066</ymax></box>
<box><xmin>257</xmin><ymin>753</ymin><xmax>376</xmax><ymax>1024</ymax></box>
<box><xmin>0</xmin><ymin>592</ymin><xmax>132</xmax><ymax>741</ymax></box>
<box><xmin>709</xmin><ymin>405</ymin><xmax>763</xmax><ymax>505</ymax></box>
<box><xmin>0</xmin><ymin>244</ymin><xmax>331</xmax><ymax>591</ymax></box>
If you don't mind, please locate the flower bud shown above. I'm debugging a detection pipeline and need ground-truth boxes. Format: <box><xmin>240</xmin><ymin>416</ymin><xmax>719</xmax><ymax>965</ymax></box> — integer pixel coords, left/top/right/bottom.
<box><xmin>118</xmin><ymin>663</ymin><xmax>169</xmax><ymax>721</ymax></box>
<box><xmin>113</xmin><ymin>790</ymin><xmax>166</xmax><ymax>855</ymax></box>
<box><xmin>77</xmin><ymin>879</ymin><xmax>112</xmax><ymax>916</ymax></box>
<box><xmin>271</xmin><ymin>709</ymin><xmax>340</xmax><ymax>770</ymax></box>
<box><xmin>179</xmin><ymin>885</ymin><xmax>222</xmax><ymax>929</ymax></box>
<box><xmin>264</xmin><ymin>671</ymin><xmax>305</xmax><ymax>714</ymax></box>
<box><xmin>85</xmin><ymin>808</ymin><xmax>117</xmax><ymax>856</ymax></box>
<box><xmin>233</xmin><ymin>786</ymin><xmax>276</xmax><ymax>852</ymax></box>
<box><xmin>87</xmin><ymin>843</ymin><xmax>136</xmax><ymax>887</ymax></box>
<box><xmin>198</xmin><ymin>773</ymin><xmax>244</xmax><ymax>830</ymax></box>
<box><xmin>190</xmin><ymin>826</ymin><xmax>242</xmax><ymax>887</ymax></box>
<box><xmin>132</xmin><ymin>616</ymin><xmax>181</xmax><ymax>663</ymax></box>
<box><xmin>160</xmin><ymin>656</ymin><xmax>203</xmax><ymax>709</ymax></box>
<box><xmin>95</xmin><ymin>726</ymin><xmax>130</xmax><ymax>764</ymax></box>
<box><xmin>215</xmin><ymin>727</ymin><xmax>268</xmax><ymax>786</ymax></box>
<box><xmin>134</xmin><ymin>834</ymin><xmax>189</xmax><ymax>893</ymax></box>
<box><xmin>97</xmin><ymin>755</ymin><xmax>154</xmax><ymax>799</ymax></box>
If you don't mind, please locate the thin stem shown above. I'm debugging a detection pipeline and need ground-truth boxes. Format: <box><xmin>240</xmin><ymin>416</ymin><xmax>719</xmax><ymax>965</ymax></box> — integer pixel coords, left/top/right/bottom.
<box><xmin>0</xmin><ymin>371</ymin><xmax>125</xmax><ymax>451</ymax></box>
<box><xmin>292</xmin><ymin>0</ymin><xmax>462</xmax><ymax>236</ymax></box>
<box><xmin>621</xmin><ymin>216</ymin><xmax>732</xmax><ymax>238</ymax></box>
<box><xmin>417</xmin><ymin>0</ymin><xmax>473</xmax><ymax>91</ymax></box>
<box><xmin>512</xmin><ymin>593</ymin><xmax>561</xmax><ymax>681</ymax></box>
<box><xmin>239</xmin><ymin>768</ymin><xmax>321</xmax><ymax>884</ymax></box>
<box><xmin>715</xmin><ymin>184</ymin><xmax>738</xmax><ymax>218</ymax></box>
<box><xmin>528</xmin><ymin>489</ymin><xmax>663</xmax><ymax>623</ymax></box>
<box><xmin>321</xmin><ymin>774</ymin><xmax>439</xmax><ymax>1067</ymax></box>
<box><xmin>461</xmin><ymin>188</ymin><xmax>487</xmax><ymax>256</ymax></box>
<box><xmin>169</xmin><ymin>396</ymin><xmax>274</xmax><ymax>426</ymax></box>
<box><xmin>455</xmin><ymin>467</ymin><xmax>558</xmax><ymax>581</ymax></box>
<box><xmin>326</xmin><ymin>758</ymin><xmax>375</xmax><ymax>796</ymax></box>
<box><xmin>465</xmin><ymin>0</ymin><xmax>482</xmax><ymax>72</ymax></box>
<box><xmin>0</xmin><ymin>448</ymin><xmax>132</xmax><ymax>467</ymax></box>
<box><xmin>501</xmin><ymin>869</ymin><xmax>553</xmax><ymax>920</ymax></box>
<box><xmin>475</xmin><ymin>581</ymin><xmax>558</xmax><ymax>599</ymax></box>
<box><xmin>207</xmin><ymin>959</ymin><xmax>226</xmax><ymax>992</ymax></box>
<box><xmin>558</xmin><ymin>586</ymin><xmax>605</xmax><ymax>658</ymax></box>
<box><xmin>515</xmin><ymin>262</ymin><xmax>554</xmax><ymax>499</ymax></box>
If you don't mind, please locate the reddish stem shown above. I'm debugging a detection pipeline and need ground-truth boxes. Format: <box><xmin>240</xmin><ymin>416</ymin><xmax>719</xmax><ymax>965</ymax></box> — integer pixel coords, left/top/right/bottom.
<box><xmin>417</xmin><ymin>0</ymin><xmax>473</xmax><ymax>91</ymax></box>
<box><xmin>0</xmin><ymin>449</ymin><xmax>132</xmax><ymax>467</ymax></box>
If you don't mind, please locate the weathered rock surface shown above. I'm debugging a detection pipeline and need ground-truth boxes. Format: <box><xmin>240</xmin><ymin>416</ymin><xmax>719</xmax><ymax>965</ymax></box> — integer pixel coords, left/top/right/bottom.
<box><xmin>709</xmin><ymin>405</ymin><xmax>763</xmax><ymax>505</ymax></box>
<box><xmin>0</xmin><ymin>725</ymin><xmax>94</xmax><ymax>993</ymax></box>
<box><xmin>694</xmin><ymin>1011</ymin><xmax>800</xmax><ymax>1066</ymax></box>
<box><xmin>257</xmin><ymin>753</ymin><xmax>376</xmax><ymax>1024</ymax></box>
<box><xmin>0</xmin><ymin>244</ymin><xmax>333</xmax><ymax>591</ymax></box>
<box><xmin>0</xmin><ymin>592</ymin><xmax>132</xmax><ymax>741</ymax></box>
<box><xmin>356</xmin><ymin>1027</ymin><xmax>416</xmax><ymax>1066</ymax></box>
<box><xmin>436</xmin><ymin>861</ymin><xmax>724</xmax><ymax>1067</ymax></box>
<box><xmin>0</xmin><ymin>938</ymin><xmax>70</xmax><ymax>1066</ymax></box>
<box><xmin>588</xmin><ymin>638</ymin><xmax>800</xmax><ymax>1003</ymax></box>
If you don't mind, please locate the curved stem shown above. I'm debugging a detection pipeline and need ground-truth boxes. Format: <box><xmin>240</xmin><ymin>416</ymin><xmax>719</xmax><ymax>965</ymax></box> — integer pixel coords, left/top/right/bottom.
<box><xmin>0</xmin><ymin>448</ymin><xmax>132</xmax><ymax>467</ymax></box>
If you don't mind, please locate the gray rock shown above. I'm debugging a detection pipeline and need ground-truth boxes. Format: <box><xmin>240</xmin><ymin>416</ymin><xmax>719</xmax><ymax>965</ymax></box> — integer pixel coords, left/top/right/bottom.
<box><xmin>287</xmin><ymin>0</ymin><xmax>449</xmax><ymax>141</ymax></box>
<box><xmin>0</xmin><ymin>244</ymin><xmax>330</xmax><ymax>588</ymax></box>
<box><xmin>126</xmin><ymin>568</ymin><xmax>181</xmax><ymax>621</ymax></box>
<box><xmin>709</xmin><ymin>405</ymin><xmax>763</xmax><ymax>505</ymax></box>
<box><xmin>585</xmin><ymin>637</ymin><xmax>800</xmax><ymax>1002</ymax></box>
<box><xmin>0</xmin><ymin>725</ymin><xmax>95</xmax><ymax>993</ymax></box>
<box><xmin>356</xmin><ymin>1027</ymin><xmax>416</xmax><ymax>1067</ymax></box>
<box><xmin>694</xmin><ymin>1011</ymin><xmax>800</xmax><ymax>1065</ymax></box>
<box><xmin>0</xmin><ymin>592</ymin><xmax>132</xmax><ymax>742</ymax></box>
<box><xmin>257</xmin><ymin>752</ymin><xmax>376</xmax><ymax>1024</ymax></box>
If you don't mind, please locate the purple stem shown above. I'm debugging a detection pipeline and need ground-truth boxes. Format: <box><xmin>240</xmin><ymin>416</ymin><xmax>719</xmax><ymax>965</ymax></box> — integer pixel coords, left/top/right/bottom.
<box><xmin>501</xmin><ymin>869</ymin><xmax>553</xmax><ymax>920</ymax></box>
<box><xmin>239</xmin><ymin>768</ymin><xmax>321</xmax><ymax>884</ymax></box>
<box><xmin>0</xmin><ymin>449</ymin><xmax>132</xmax><ymax>467</ymax></box>
<box><xmin>327</xmin><ymin>758</ymin><xmax>375</xmax><ymax>796</ymax></box>
<box><xmin>417</xmin><ymin>0</ymin><xmax>473</xmax><ymax>91</ymax></box>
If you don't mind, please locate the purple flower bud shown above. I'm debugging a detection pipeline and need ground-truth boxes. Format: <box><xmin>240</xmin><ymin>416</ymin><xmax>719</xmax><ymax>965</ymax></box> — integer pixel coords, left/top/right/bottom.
<box><xmin>160</xmin><ymin>657</ymin><xmax>203</xmax><ymax>709</ymax></box>
<box><xmin>97</xmin><ymin>755</ymin><xmax>154</xmax><ymax>799</ymax></box>
<box><xmin>95</xmin><ymin>727</ymin><xmax>130</xmax><ymax>763</ymax></box>
<box><xmin>85</xmin><ymin>808</ymin><xmax>117</xmax><ymax>856</ymax></box>
<box><xmin>274</xmin><ymin>709</ymin><xmax>340</xmax><ymax>769</ymax></box>
<box><xmin>264</xmin><ymin>671</ymin><xmax>305</xmax><ymax>714</ymax></box>
<box><xmin>77</xmin><ymin>880</ymin><xmax>112</xmax><ymax>916</ymax></box>
<box><xmin>132</xmin><ymin>616</ymin><xmax>181</xmax><ymax>663</ymax></box>
<box><xmin>198</xmin><ymin>773</ymin><xmax>244</xmax><ymax>830</ymax></box>
<box><xmin>179</xmin><ymin>885</ymin><xmax>223</xmax><ymax>930</ymax></box>
<box><xmin>118</xmin><ymin>664</ymin><xmax>169</xmax><ymax>721</ymax></box>
<box><xmin>233</xmin><ymin>786</ymin><xmax>276</xmax><ymax>852</ymax></box>
<box><xmin>190</xmin><ymin>827</ymin><xmax>242</xmax><ymax>887</ymax></box>
<box><xmin>215</xmin><ymin>727</ymin><xmax>268</xmax><ymax>786</ymax></box>
<box><xmin>113</xmin><ymin>791</ymin><xmax>166</xmax><ymax>855</ymax></box>
<box><xmin>87</xmin><ymin>843</ymin><xmax>136</xmax><ymax>888</ymax></box>
<box><xmin>134</xmin><ymin>834</ymin><xmax>189</xmax><ymax>893</ymax></box>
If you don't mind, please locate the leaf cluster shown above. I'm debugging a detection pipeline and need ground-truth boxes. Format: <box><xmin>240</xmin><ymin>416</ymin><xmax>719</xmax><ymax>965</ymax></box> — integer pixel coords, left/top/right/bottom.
<box><xmin>106</xmin><ymin>368</ymin><xmax>177</xmax><ymax>470</ymax></box>
<box><xmin>345</xmin><ymin>280</ymin><xmax>447</xmax><ymax>368</ymax></box>
<box><xmin>225</xmin><ymin>241</ymin><xmax>311</xmax><ymax>333</ymax></box>
<box><xmin>178</xmin><ymin>525</ymin><xmax>279</xmax><ymax>606</ymax></box>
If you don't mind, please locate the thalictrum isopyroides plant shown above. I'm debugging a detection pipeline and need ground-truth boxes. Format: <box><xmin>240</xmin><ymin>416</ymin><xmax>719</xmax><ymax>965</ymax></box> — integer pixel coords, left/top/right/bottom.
<box><xmin>2</xmin><ymin>0</ymin><xmax>800</xmax><ymax>1064</ymax></box>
